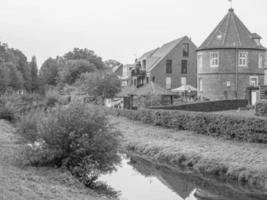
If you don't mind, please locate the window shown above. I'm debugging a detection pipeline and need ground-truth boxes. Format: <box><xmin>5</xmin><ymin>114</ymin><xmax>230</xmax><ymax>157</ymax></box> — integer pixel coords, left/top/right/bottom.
<box><xmin>226</xmin><ymin>81</ymin><xmax>231</xmax><ymax>87</ymax></box>
<box><xmin>152</xmin><ymin>76</ymin><xmax>155</xmax><ymax>82</ymax></box>
<box><xmin>181</xmin><ymin>60</ymin><xmax>188</xmax><ymax>74</ymax></box>
<box><xmin>199</xmin><ymin>78</ymin><xmax>203</xmax><ymax>92</ymax></box>
<box><xmin>166</xmin><ymin>60</ymin><xmax>172</xmax><ymax>74</ymax></box>
<box><xmin>181</xmin><ymin>77</ymin><xmax>187</xmax><ymax>86</ymax></box>
<box><xmin>142</xmin><ymin>60</ymin><xmax>146</xmax><ymax>69</ymax></box>
<box><xmin>239</xmin><ymin>51</ymin><xmax>248</xmax><ymax>67</ymax></box>
<box><xmin>166</xmin><ymin>77</ymin><xmax>171</xmax><ymax>89</ymax></box>
<box><xmin>197</xmin><ymin>53</ymin><xmax>203</xmax><ymax>69</ymax></box>
<box><xmin>258</xmin><ymin>54</ymin><xmax>264</xmax><ymax>68</ymax></box>
<box><xmin>183</xmin><ymin>43</ymin><xmax>189</xmax><ymax>57</ymax></box>
<box><xmin>146</xmin><ymin>77</ymin><xmax>149</xmax><ymax>84</ymax></box>
<box><xmin>210</xmin><ymin>52</ymin><xmax>219</xmax><ymax>67</ymax></box>
<box><xmin>249</xmin><ymin>76</ymin><xmax>258</xmax><ymax>87</ymax></box>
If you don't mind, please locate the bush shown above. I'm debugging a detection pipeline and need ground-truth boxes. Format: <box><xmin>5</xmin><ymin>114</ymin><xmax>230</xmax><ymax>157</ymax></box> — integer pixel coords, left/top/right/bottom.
<box><xmin>18</xmin><ymin>103</ymin><xmax>121</xmax><ymax>186</ymax></box>
<box><xmin>0</xmin><ymin>104</ymin><xmax>16</xmax><ymax>121</ymax></box>
<box><xmin>149</xmin><ymin>99</ymin><xmax>248</xmax><ymax>112</ymax></box>
<box><xmin>255</xmin><ymin>101</ymin><xmax>267</xmax><ymax>117</ymax></box>
<box><xmin>111</xmin><ymin>108</ymin><xmax>267</xmax><ymax>144</ymax></box>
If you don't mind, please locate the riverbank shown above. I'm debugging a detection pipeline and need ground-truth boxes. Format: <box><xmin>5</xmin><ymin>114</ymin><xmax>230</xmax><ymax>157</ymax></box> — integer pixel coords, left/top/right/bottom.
<box><xmin>111</xmin><ymin>116</ymin><xmax>267</xmax><ymax>192</ymax></box>
<box><xmin>0</xmin><ymin>120</ymin><xmax>111</xmax><ymax>200</ymax></box>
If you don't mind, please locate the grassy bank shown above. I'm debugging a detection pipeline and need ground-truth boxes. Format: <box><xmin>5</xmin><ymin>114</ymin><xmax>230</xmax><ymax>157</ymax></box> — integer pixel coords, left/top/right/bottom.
<box><xmin>0</xmin><ymin>120</ymin><xmax>111</xmax><ymax>200</ymax></box>
<box><xmin>111</xmin><ymin>116</ymin><xmax>267</xmax><ymax>192</ymax></box>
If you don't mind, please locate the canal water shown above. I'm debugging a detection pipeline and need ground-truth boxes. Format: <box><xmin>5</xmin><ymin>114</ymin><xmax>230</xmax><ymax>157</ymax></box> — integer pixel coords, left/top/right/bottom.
<box><xmin>98</xmin><ymin>154</ymin><xmax>267</xmax><ymax>200</ymax></box>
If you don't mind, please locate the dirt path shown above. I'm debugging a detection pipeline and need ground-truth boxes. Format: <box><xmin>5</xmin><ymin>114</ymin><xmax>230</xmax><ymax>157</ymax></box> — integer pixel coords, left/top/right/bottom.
<box><xmin>111</xmin><ymin>116</ymin><xmax>267</xmax><ymax>191</ymax></box>
<box><xmin>0</xmin><ymin>120</ymin><xmax>110</xmax><ymax>200</ymax></box>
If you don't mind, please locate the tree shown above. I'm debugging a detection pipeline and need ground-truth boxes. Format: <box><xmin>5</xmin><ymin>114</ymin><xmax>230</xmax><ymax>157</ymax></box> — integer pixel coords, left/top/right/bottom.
<box><xmin>79</xmin><ymin>72</ymin><xmax>121</xmax><ymax>104</ymax></box>
<box><xmin>6</xmin><ymin>62</ymin><xmax>24</xmax><ymax>91</ymax></box>
<box><xmin>29</xmin><ymin>56</ymin><xmax>39</xmax><ymax>92</ymax></box>
<box><xmin>39</xmin><ymin>58</ymin><xmax>59</xmax><ymax>86</ymax></box>
<box><xmin>64</xmin><ymin>48</ymin><xmax>105</xmax><ymax>70</ymax></box>
<box><xmin>58</xmin><ymin>59</ymin><xmax>96</xmax><ymax>85</ymax></box>
<box><xmin>0</xmin><ymin>63</ymin><xmax>10</xmax><ymax>93</ymax></box>
<box><xmin>104</xmin><ymin>59</ymin><xmax>122</xmax><ymax>68</ymax></box>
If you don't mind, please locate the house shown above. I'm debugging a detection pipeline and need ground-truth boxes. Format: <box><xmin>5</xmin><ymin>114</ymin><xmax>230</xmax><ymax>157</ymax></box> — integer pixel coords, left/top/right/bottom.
<box><xmin>131</xmin><ymin>36</ymin><xmax>197</xmax><ymax>90</ymax></box>
<box><xmin>197</xmin><ymin>8</ymin><xmax>266</xmax><ymax>100</ymax></box>
<box><xmin>112</xmin><ymin>64</ymin><xmax>133</xmax><ymax>87</ymax></box>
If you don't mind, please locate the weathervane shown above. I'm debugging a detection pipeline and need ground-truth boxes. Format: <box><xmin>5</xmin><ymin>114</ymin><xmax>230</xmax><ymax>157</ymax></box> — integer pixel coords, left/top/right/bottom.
<box><xmin>228</xmin><ymin>0</ymin><xmax>233</xmax><ymax>9</ymax></box>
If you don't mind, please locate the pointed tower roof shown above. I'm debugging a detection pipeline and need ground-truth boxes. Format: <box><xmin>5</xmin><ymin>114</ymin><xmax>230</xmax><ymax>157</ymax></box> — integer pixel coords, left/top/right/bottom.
<box><xmin>198</xmin><ymin>8</ymin><xmax>266</xmax><ymax>51</ymax></box>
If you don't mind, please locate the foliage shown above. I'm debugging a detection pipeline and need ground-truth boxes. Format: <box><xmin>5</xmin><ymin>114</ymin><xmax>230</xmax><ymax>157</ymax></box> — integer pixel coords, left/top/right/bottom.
<box><xmin>0</xmin><ymin>103</ymin><xmax>16</xmax><ymax>121</ymax></box>
<box><xmin>29</xmin><ymin>56</ymin><xmax>39</xmax><ymax>92</ymax></box>
<box><xmin>149</xmin><ymin>99</ymin><xmax>248</xmax><ymax>112</ymax></box>
<box><xmin>104</xmin><ymin>59</ymin><xmax>122</xmax><ymax>68</ymax></box>
<box><xmin>78</xmin><ymin>72</ymin><xmax>121</xmax><ymax>104</ymax></box>
<box><xmin>58</xmin><ymin>59</ymin><xmax>96</xmax><ymax>85</ymax></box>
<box><xmin>111</xmin><ymin>108</ymin><xmax>267</xmax><ymax>143</ymax></box>
<box><xmin>39</xmin><ymin>57</ymin><xmax>59</xmax><ymax>86</ymax></box>
<box><xmin>0</xmin><ymin>42</ymin><xmax>35</xmax><ymax>93</ymax></box>
<box><xmin>255</xmin><ymin>101</ymin><xmax>267</xmax><ymax>117</ymax></box>
<box><xmin>64</xmin><ymin>48</ymin><xmax>105</xmax><ymax>70</ymax></box>
<box><xmin>18</xmin><ymin>103</ymin><xmax>121</xmax><ymax>186</ymax></box>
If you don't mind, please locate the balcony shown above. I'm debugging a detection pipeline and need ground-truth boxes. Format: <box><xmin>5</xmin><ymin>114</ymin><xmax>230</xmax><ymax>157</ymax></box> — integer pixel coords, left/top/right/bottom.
<box><xmin>131</xmin><ymin>68</ymin><xmax>146</xmax><ymax>77</ymax></box>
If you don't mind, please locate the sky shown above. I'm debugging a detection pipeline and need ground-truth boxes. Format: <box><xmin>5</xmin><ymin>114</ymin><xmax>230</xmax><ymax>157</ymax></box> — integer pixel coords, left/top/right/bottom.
<box><xmin>0</xmin><ymin>0</ymin><xmax>266</xmax><ymax>67</ymax></box>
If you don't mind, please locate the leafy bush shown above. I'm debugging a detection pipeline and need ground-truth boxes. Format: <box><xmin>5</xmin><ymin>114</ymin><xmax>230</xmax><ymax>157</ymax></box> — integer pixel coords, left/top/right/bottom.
<box><xmin>255</xmin><ymin>101</ymin><xmax>267</xmax><ymax>117</ymax></box>
<box><xmin>0</xmin><ymin>104</ymin><xmax>16</xmax><ymax>121</ymax></box>
<box><xmin>112</xmin><ymin>108</ymin><xmax>267</xmax><ymax>144</ymax></box>
<box><xmin>18</xmin><ymin>103</ymin><xmax>121</xmax><ymax>186</ymax></box>
<box><xmin>149</xmin><ymin>99</ymin><xmax>248</xmax><ymax>112</ymax></box>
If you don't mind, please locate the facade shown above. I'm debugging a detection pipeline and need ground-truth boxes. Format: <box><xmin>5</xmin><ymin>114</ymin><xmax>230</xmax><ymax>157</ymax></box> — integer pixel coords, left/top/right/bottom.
<box><xmin>197</xmin><ymin>8</ymin><xmax>266</xmax><ymax>100</ymax></box>
<box><xmin>112</xmin><ymin>64</ymin><xmax>133</xmax><ymax>87</ymax></box>
<box><xmin>131</xmin><ymin>36</ymin><xmax>197</xmax><ymax>90</ymax></box>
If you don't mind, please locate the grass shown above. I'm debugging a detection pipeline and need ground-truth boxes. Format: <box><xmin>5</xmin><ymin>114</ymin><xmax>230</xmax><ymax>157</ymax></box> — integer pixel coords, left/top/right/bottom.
<box><xmin>0</xmin><ymin>120</ymin><xmax>112</xmax><ymax>200</ymax></box>
<box><xmin>111</xmin><ymin>116</ymin><xmax>267</xmax><ymax>192</ymax></box>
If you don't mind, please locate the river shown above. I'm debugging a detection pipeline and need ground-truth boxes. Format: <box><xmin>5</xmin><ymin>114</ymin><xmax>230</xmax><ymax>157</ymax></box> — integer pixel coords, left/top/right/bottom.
<box><xmin>98</xmin><ymin>154</ymin><xmax>267</xmax><ymax>200</ymax></box>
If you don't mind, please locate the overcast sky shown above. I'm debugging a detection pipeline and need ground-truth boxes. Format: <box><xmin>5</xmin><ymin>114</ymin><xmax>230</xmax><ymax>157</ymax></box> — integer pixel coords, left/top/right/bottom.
<box><xmin>0</xmin><ymin>0</ymin><xmax>266</xmax><ymax>67</ymax></box>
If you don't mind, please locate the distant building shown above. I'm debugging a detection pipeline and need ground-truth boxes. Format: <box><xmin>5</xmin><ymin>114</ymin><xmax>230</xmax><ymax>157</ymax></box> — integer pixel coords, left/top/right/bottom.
<box><xmin>112</xmin><ymin>64</ymin><xmax>133</xmax><ymax>87</ymax></box>
<box><xmin>131</xmin><ymin>36</ymin><xmax>197</xmax><ymax>90</ymax></box>
<box><xmin>197</xmin><ymin>8</ymin><xmax>266</xmax><ymax>100</ymax></box>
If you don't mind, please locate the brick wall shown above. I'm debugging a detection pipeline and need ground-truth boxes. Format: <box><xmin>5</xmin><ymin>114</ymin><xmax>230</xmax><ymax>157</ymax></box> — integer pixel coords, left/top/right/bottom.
<box><xmin>198</xmin><ymin>49</ymin><xmax>265</xmax><ymax>100</ymax></box>
<box><xmin>150</xmin><ymin>37</ymin><xmax>197</xmax><ymax>90</ymax></box>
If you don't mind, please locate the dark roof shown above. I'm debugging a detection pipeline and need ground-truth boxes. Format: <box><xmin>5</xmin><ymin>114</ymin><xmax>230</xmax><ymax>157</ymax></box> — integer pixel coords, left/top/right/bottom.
<box><xmin>139</xmin><ymin>36</ymin><xmax>187</xmax><ymax>71</ymax></box>
<box><xmin>198</xmin><ymin>9</ymin><xmax>266</xmax><ymax>51</ymax></box>
<box><xmin>132</xmin><ymin>82</ymin><xmax>174</xmax><ymax>96</ymax></box>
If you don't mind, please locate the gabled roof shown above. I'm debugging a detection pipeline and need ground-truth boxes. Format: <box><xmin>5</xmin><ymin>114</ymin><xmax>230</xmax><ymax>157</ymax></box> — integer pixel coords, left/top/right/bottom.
<box><xmin>139</xmin><ymin>36</ymin><xmax>187</xmax><ymax>72</ymax></box>
<box><xmin>198</xmin><ymin>9</ymin><xmax>266</xmax><ymax>51</ymax></box>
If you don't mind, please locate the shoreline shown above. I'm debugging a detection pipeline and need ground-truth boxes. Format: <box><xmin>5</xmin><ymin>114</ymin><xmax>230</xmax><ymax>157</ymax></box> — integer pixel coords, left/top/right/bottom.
<box><xmin>0</xmin><ymin>120</ymin><xmax>111</xmax><ymax>200</ymax></box>
<box><xmin>111</xmin><ymin>116</ymin><xmax>267</xmax><ymax>193</ymax></box>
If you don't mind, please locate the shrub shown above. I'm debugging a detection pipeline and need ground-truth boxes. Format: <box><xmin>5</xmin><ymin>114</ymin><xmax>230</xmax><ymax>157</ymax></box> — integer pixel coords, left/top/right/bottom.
<box><xmin>111</xmin><ymin>108</ymin><xmax>267</xmax><ymax>144</ymax></box>
<box><xmin>0</xmin><ymin>104</ymin><xmax>16</xmax><ymax>121</ymax></box>
<box><xmin>255</xmin><ymin>101</ymin><xmax>267</xmax><ymax>117</ymax></box>
<box><xmin>18</xmin><ymin>103</ymin><xmax>121</xmax><ymax>186</ymax></box>
<box><xmin>149</xmin><ymin>99</ymin><xmax>248</xmax><ymax>112</ymax></box>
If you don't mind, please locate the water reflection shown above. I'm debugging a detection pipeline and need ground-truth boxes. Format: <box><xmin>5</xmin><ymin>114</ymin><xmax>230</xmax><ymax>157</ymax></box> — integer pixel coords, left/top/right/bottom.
<box><xmin>98</xmin><ymin>154</ymin><xmax>267</xmax><ymax>200</ymax></box>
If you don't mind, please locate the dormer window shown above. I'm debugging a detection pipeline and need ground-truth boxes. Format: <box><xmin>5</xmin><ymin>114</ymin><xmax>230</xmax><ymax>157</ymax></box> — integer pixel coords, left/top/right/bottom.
<box><xmin>210</xmin><ymin>52</ymin><xmax>219</xmax><ymax>67</ymax></box>
<box><xmin>239</xmin><ymin>51</ymin><xmax>248</xmax><ymax>67</ymax></box>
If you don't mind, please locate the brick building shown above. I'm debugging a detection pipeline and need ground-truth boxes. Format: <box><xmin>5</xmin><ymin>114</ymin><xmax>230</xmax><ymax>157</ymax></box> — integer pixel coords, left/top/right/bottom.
<box><xmin>131</xmin><ymin>36</ymin><xmax>197</xmax><ymax>90</ymax></box>
<box><xmin>197</xmin><ymin>8</ymin><xmax>266</xmax><ymax>100</ymax></box>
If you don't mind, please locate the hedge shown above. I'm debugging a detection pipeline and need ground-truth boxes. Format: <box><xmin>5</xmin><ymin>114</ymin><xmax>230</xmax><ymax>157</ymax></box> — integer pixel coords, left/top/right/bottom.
<box><xmin>149</xmin><ymin>99</ymin><xmax>248</xmax><ymax>112</ymax></box>
<box><xmin>111</xmin><ymin>108</ymin><xmax>267</xmax><ymax>144</ymax></box>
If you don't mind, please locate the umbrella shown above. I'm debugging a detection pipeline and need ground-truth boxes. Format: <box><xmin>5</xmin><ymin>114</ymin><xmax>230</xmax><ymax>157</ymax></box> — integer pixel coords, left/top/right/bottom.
<box><xmin>171</xmin><ymin>84</ymin><xmax>197</xmax><ymax>93</ymax></box>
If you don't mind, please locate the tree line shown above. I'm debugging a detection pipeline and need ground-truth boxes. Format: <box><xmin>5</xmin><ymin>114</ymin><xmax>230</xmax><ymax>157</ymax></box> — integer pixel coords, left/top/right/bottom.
<box><xmin>0</xmin><ymin>43</ymin><xmax>121</xmax><ymax>101</ymax></box>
